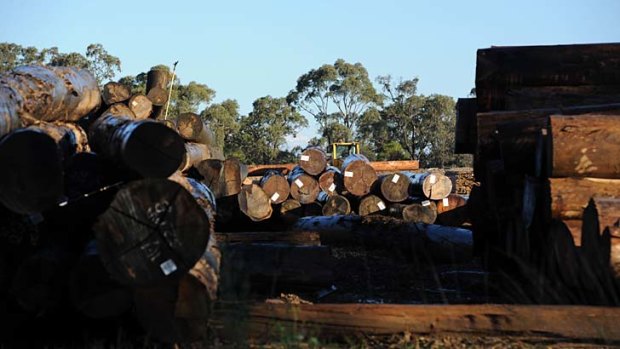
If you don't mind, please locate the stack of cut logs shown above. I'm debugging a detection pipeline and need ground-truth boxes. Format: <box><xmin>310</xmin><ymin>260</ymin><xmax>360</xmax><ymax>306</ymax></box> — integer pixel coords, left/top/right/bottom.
<box><xmin>0</xmin><ymin>64</ymin><xmax>474</xmax><ymax>344</ymax></box>
<box><xmin>456</xmin><ymin>42</ymin><xmax>620</xmax><ymax>303</ymax></box>
<box><xmin>230</xmin><ymin>147</ymin><xmax>468</xmax><ymax>227</ymax></box>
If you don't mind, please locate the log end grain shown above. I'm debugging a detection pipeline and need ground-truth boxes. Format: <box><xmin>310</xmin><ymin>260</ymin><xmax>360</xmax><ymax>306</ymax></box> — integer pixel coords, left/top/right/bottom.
<box><xmin>380</xmin><ymin>172</ymin><xmax>410</xmax><ymax>203</ymax></box>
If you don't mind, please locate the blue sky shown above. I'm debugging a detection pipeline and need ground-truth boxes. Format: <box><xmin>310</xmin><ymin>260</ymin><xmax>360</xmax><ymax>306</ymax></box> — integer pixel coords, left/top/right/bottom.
<box><xmin>2</xmin><ymin>0</ymin><xmax>619</xmax><ymax>147</ymax></box>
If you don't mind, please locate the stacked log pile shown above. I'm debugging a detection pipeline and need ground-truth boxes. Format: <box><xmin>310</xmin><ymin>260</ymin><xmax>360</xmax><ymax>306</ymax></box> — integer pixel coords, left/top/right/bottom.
<box><xmin>457</xmin><ymin>42</ymin><xmax>620</xmax><ymax>303</ymax></box>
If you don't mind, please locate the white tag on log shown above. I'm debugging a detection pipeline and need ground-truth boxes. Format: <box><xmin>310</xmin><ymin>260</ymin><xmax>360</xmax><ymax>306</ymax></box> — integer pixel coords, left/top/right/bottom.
<box><xmin>344</xmin><ymin>171</ymin><xmax>354</xmax><ymax>178</ymax></box>
<box><xmin>131</xmin><ymin>100</ymin><xmax>138</xmax><ymax>106</ymax></box>
<box><xmin>429</xmin><ymin>174</ymin><xmax>437</xmax><ymax>184</ymax></box>
<box><xmin>328</xmin><ymin>183</ymin><xmax>336</xmax><ymax>192</ymax></box>
<box><xmin>294</xmin><ymin>179</ymin><xmax>304</xmax><ymax>188</ymax></box>
<box><xmin>442</xmin><ymin>198</ymin><xmax>449</xmax><ymax>206</ymax></box>
<box><xmin>377</xmin><ymin>201</ymin><xmax>386</xmax><ymax>210</ymax></box>
<box><xmin>541</xmin><ymin>128</ymin><xmax>548</xmax><ymax>136</ymax></box>
<box><xmin>300</xmin><ymin>155</ymin><xmax>310</xmax><ymax>161</ymax></box>
<box><xmin>391</xmin><ymin>174</ymin><xmax>400</xmax><ymax>183</ymax></box>
<box><xmin>270</xmin><ymin>192</ymin><xmax>280</xmax><ymax>202</ymax></box>
<box><xmin>160</xmin><ymin>259</ymin><xmax>177</xmax><ymax>276</ymax></box>
<box><xmin>422</xmin><ymin>200</ymin><xmax>431</xmax><ymax>207</ymax></box>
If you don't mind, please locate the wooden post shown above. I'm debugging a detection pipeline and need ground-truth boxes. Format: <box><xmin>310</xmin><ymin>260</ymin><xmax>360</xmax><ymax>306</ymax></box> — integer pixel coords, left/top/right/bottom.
<box><xmin>409</xmin><ymin>172</ymin><xmax>453</xmax><ymax>200</ymax></box>
<box><xmin>89</xmin><ymin>114</ymin><xmax>185</xmax><ymax>178</ymax></box>
<box><xmin>94</xmin><ymin>179</ymin><xmax>213</xmax><ymax>285</ymax></box>
<box><xmin>238</xmin><ymin>184</ymin><xmax>273</xmax><ymax>222</ymax></box>
<box><xmin>299</xmin><ymin>146</ymin><xmax>327</xmax><ymax>176</ymax></box>
<box><xmin>340</xmin><ymin>154</ymin><xmax>378</xmax><ymax>197</ymax></box>
<box><xmin>102</xmin><ymin>82</ymin><xmax>131</xmax><ymax>105</ymax></box>
<box><xmin>318</xmin><ymin>166</ymin><xmax>344</xmax><ymax>196</ymax></box>
<box><xmin>379</xmin><ymin>172</ymin><xmax>410</xmax><ymax>203</ymax></box>
<box><xmin>259</xmin><ymin>170</ymin><xmax>290</xmax><ymax>205</ymax></box>
<box><xmin>549</xmin><ymin>113</ymin><xmax>620</xmax><ymax>178</ymax></box>
<box><xmin>288</xmin><ymin>166</ymin><xmax>320</xmax><ymax>204</ymax></box>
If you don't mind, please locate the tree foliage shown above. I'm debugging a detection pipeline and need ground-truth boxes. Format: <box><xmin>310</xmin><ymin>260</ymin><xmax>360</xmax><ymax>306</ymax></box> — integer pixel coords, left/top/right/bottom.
<box><xmin>202</xmin><ymin>99</ymin><xmax>241</xmax><ymax>156</ymax></box>
<box><xmin>287</xmin><ymin>59</ymin><xmax>381</xmax><ymax>144</ymax></box>
<box><xmin>0</xmin><ymin>42</ymin><xmax>121</xmax><ymax>84</ymax></box>
<box><xmin>234</xmin><ymin>96</ymin><xmax>307</xmax><ymax>164</ymax></box>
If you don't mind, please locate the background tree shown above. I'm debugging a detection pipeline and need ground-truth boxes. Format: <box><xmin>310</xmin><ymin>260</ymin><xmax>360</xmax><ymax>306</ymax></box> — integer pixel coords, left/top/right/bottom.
<box><xmin>0</xmin><ymin>42</ymin><xmax>121</xmax><ymax>84</ymax></box>
<box><xmin>202</xmin><ymin>99</ymin><xmax>241</xmax><ymax>157</ymax></box>
<box><xmin>287</xmin><ymin>59</ymin><xmax>381</xmax><ymax>144</ymax></box>
<box><xmin>235</xmin><ymin>96</ymin><xmax>307</xmax><ymax>164</ymax></box>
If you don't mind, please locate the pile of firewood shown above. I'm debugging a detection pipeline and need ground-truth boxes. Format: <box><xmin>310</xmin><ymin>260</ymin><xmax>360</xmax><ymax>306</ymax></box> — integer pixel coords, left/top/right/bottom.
<box><xmin>456</xmin><ymin>42</ymin><xmax>620</xmax><ymax>303</ymax></box>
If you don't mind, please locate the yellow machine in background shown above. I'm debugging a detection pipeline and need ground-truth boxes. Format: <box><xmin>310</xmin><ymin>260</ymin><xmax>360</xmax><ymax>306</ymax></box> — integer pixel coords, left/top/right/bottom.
<box><xmin>330</xmin><ymin>142</ymin><xmax>361</xmax><ymax>168</ymax></box>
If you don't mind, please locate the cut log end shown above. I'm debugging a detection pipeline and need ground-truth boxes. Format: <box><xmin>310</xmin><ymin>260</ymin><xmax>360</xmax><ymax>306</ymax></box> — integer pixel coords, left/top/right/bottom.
<box><xmin>342</xmin><ymin>160</ymin><xmax>378</xmax><ymax>197</ymax></box>
<box><xmin>380</xmin><ymin>172</ymin><xmax>410</xmax><ymax>203</ymax></box>
<box><xmin>289</xmin><ymin>173</ymin><xmax>320</xmax><ymax>204</ymax></box>
<box><xmin>128</xmin><ymin>94</ymin><xmax>153</xmax><ymax>120</ymax></box>
<box><xmin>238</xmin><ymin>184</ymin><xmax>273</xmax><ymax>221</ymax></box>
<box><xmin>322</xmin><ymin>194</ymin><xmax>351</xmax><ymax>216</ymax></box>
<box><xmin>121</xmin><ymin>121</ymin><xmax>185</xmax><ymax>178</ymax></box>
<box><xmin>299</xmin><ymin>147</ymin><xmax>327</xmax><ymax>176</ymax></box>
<box><xmin>260</xmin><ymin>173</ymin><xmax>290</xmax><ymax>204</ymax></box>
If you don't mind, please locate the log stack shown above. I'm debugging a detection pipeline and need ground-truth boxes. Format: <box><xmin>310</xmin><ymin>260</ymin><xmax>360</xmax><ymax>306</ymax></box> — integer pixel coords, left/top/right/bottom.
<box><xmin>459</xmin><ymin>42</ymin><xmax>620</xmax><ymax>302</ymax></box>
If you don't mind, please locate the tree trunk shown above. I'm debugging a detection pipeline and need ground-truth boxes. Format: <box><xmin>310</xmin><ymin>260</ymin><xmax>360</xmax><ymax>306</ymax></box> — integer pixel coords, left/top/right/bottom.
<box><xmin>358</xmin><ymin>194</ymin><xmax>387</xmax><ymax>216</ymax></box>
<box><xmin>102</xmin><ymin>82</ymin><xmax>131</xmax><ymax>105</ymax></box>
<box><xmin>318</xmin><ymin>166</ymin><xmax>344</xmax><ymax>196</ymax></box>
<box><xmin>322</xmin><ymin>194</ymin><xmax>351</xmax><ymax>216</ymax></box>
<box><xmin>215</xmin><ymin>231</ymin><xmax>321</xmax><ymax>246</ymax></box>
<box><xmin>288</xmin><ymin>166</ymin><xmax>320</xmax><ymax>204</ymax></box>
<box><xmin>0</xmin><ymin>65</ymin><xmax>101</xmax><ymax>123</ymax></box>
<box><xmin>220</xmin><ymin>303</ymin><xmax>620</xmax><ymax>342</ymax></box>
<box><xmin>379</xmin><ymin>172</ymin><xmax>410</xmax><ymax>203</ymax></box>
<box><xmin>259</xmin><ymin>170</ymin><xmax>290</xmax><ymax>204</ymax></box>
<box><xmin>409</xmin><ymin>172</ymin><xmax>453</xmax><ymax>200</ymax></box>
<box><xmin>292</xmin><ymin>215</ymin><xmax>472</xmax><ymax>263</ymax></box>
<box><xmin>340</xmin><ymin>154</ymin><xmax>378</xmax><ymax>197</ymax></box>
<box><xmin>179</xmin><ymin>142</ymin><xmax>213</xmax><ymax>172</ymax></box>
<box><xmin>176</xmin><ymin>112</ymin><xmax>217</xmax><ymax>147</ymax></box>
<box><xmin>546</xmin><ymin>177</ymin><xmax>620</xmax><ymax>221</ymax></box>
<box><xmin>299</xmin><ymin>146</ymin><xmax>327</xmax><ymax>176</ymax></box>
<box><xmin>127</xmin><ymin>94</ymin><xmax>153</xmax><ymax>120</ymax></box>
<box><xmin>146</xmin><ymin>68</ymin><xmax>169</xmax><ymax>106</ymax></box>
<box><xmin>238</xmin><ymin>184</ymin><xmax>273</xmax><ymax>222</ymax></box>
<box><xmin>88</xmin><ymin>114</ymin><xmax>185</xmax><ymax>178</ymax></box>
<box><xmin>102</xmin><ymin>103</ymin><xmax>136</xmax><ymax>118</ymax></box>
<box><xmin>93</xmin><ymin>179</ymin><xmax>213</xmax><ymax>286</ymax></box>
<box><xmin>548</xmin><ymin>113</ymin><xmax>620</xmax><ymax>178</ymax></box>
<box><xmin>195</xmin><ymin>158</ymin><xmax>247</xmax><ymax>198</ymax></box>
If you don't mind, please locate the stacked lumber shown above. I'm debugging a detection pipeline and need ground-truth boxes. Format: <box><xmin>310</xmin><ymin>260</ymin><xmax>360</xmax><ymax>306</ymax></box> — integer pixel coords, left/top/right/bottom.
<box><xmin>458</xmin><ymin>42</ymin><xmax>620</xmax><ymax>302</ymax></box>
<box><xmin>0</xmin><ymin>65</ymin><xmax>225</xmax><ymax>344</ymax></box>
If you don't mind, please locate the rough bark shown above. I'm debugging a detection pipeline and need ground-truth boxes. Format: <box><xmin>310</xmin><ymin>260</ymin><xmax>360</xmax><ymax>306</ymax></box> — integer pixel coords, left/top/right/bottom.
<box><xmin>215</xmin><ymin>231</ymin><xmax>321</xmax><ymax>246</ymax></box>
<box><xmin>179</xmin><ymin>142</ymin><xmax>213</xmax><ymax>172</ymax></box>
<box><xmin>0</xmin><ymin>84</ymin><xmax>22</xmax><ymax>138</ymax></box>
<box><xmin>0</xmin><ymin>65</ymin><xmax>101</xmax><ymax>123</ymax></box>
<box><xmin>88</xmin><ymin>114</ymin><xmax>185</xmax><ymax>178</ymax></box>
